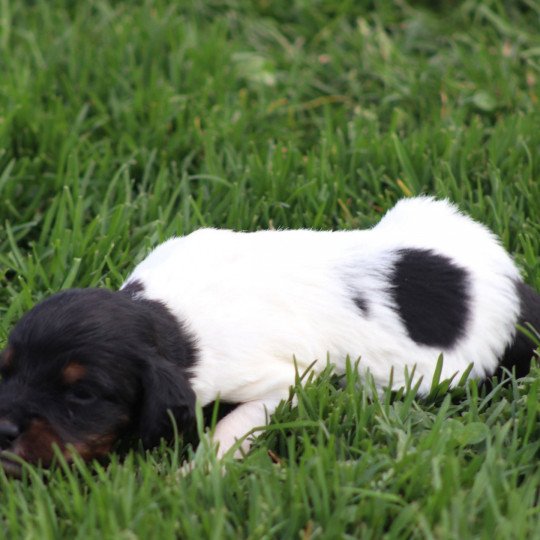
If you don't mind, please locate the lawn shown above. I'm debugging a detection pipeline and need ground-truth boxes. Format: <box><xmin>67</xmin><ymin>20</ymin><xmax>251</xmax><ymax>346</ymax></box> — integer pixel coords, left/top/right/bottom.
<box><xmin>1</xmin><ymin>0</ymin><xmax>540</xmax><ymax>538</ymax></box>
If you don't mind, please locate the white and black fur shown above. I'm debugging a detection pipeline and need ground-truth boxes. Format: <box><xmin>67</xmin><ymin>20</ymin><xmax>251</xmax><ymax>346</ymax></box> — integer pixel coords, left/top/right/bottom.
<box><xmin>0</xmin><ymin>197</ymin><xmax>538</xmax><ymax>469</ymax></box>
<box><xmin>121</xmin><ymin>197</ymin><xmax>539</xmax><ymax>455</ymax></box>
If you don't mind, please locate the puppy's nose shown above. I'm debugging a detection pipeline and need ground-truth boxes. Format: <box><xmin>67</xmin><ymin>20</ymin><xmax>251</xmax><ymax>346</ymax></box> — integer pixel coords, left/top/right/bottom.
<box><xmin>0</xmin><ymin>420</ymin><xmax>20</xmax><ymax>448</ymax></box>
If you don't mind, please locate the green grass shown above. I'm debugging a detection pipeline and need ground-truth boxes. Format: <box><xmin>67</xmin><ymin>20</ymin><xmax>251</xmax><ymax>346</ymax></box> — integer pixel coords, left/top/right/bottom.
<box><xmin>1</xmin><ymin>0</ymin><xmax>540</xmax><ymax>537</ymax></box>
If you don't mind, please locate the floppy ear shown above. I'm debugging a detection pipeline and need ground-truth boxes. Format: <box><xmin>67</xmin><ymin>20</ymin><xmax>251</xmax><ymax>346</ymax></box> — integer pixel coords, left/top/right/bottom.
<box><xmin>137</xmin><ymin>354</ymin><xmax>196</xmax><ymax>449</ymax></box>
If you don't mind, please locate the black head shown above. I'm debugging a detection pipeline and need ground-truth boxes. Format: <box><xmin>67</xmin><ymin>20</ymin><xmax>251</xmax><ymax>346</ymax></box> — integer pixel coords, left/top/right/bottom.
<box><xmin>0</xmin><ymin>287</ymin><xmax>197</xmax><ymax>476</ymax></box>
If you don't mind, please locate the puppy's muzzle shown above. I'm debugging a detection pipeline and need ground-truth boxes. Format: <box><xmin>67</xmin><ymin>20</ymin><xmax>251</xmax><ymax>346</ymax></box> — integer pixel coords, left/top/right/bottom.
<box><xmin>0</xmin><ymin>419</ymin><xmax>23</xmax><ymax>478</ymax></box>
<box><xmin>0</xmin><ymin>419</ymin><xmax>20</xmax><ymax>449</ymax></box>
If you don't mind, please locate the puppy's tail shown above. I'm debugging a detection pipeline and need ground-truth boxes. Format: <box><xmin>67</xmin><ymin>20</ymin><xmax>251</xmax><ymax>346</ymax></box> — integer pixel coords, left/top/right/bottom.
<box><xmin>499</xmin><ymin>281</ymin><xmax>540</xmax><ymax>378</ymax></box>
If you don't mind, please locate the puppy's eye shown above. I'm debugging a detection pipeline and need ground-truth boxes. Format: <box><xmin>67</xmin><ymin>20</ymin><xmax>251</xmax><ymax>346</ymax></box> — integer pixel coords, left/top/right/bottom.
<box><xmin>66</xmin><ymin>387</ymin><xmax>96</xmax><ymax>405</ymax></box>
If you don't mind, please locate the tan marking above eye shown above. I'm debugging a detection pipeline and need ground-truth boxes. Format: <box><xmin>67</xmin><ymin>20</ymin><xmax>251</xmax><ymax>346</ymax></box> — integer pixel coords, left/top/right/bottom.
<box><xmin>0</xmin><ymin>347</ymin><xmax>14</xmax><ymax>370</ymax></box>
<box><xmin>63</xmin><ymin>362</ymin><xmax>87</xmax><ymax>384</ymax></box>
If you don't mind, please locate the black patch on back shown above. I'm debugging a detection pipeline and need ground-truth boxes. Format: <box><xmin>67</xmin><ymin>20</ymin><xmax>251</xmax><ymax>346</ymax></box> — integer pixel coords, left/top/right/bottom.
<box><xmin>390</xmin><ymin>248</ymin><xmax>471</xmax><ymax>348</ymax></box>
<box><xmin>497</xmin><ymin>281</ymin><xmax>540</xmax><ymax>379</ymax></box>
<box><xmin>353</xmin><ymin>296</ymin><xmax>369</xmax><ymax>315</ymax></box>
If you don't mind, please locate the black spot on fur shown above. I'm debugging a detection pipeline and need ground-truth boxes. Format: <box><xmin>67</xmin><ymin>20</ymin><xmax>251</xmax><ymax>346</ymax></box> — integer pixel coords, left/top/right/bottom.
<box><xmin>390</xmin><ymin>248</ymin><xmax>471</xmax><ymax>349</ymax></box>
<box><xmin>121</xmin><ymin>279</ymin><xmax>145</xmax><ymax>298</ymax></box>
<box><xmin>498</xmin><ymin>281</ymin><xmax>540</xmax><ymax>378</ymax></box>
<box><xmin>353</xmin><ymin>296</ymin><xmax>369</xmax><ymax>315</ymax></box>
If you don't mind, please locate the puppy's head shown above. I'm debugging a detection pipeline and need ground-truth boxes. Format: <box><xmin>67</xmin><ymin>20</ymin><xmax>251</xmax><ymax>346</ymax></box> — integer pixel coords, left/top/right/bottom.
<box><xmin>0</xmin><ymin>288</ymin><xmax>197</xmax><ymax>477</ymax></box>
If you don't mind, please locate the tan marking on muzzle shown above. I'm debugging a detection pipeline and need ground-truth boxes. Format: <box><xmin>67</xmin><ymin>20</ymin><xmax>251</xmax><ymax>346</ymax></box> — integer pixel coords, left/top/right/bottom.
<box><xmin>72</xmin><ymin>433</ymin><xmax>118</xmax><ymax>461</ymax></box>
<box><xmin>11</xmin><ymin>418</ymin><xmax>64</xmax><ymax>466</ymax></box>
<box><xmin>4</xmin><ymin>419</ymin><xmax>119</xmax><ymax>472</ymax></box>
<box><xmin>0</xmin><ymin>347</ymin><xmax>13</xmax><ymax>371</ymax></box>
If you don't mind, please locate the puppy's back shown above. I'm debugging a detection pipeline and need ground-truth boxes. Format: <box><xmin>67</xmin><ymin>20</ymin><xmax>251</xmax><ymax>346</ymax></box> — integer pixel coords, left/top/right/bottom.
<box><xmin>124</xmin><ymin>197</ymin><xmax>534</xmax><ymax>400</ymax></box>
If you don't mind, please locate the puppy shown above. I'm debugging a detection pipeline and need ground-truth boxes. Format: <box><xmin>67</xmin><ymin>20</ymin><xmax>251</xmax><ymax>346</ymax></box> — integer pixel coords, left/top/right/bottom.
<box><xmin>0</xmin><ymin>197</ymin><xmax>539</xmax><ymax>476</ymax></box>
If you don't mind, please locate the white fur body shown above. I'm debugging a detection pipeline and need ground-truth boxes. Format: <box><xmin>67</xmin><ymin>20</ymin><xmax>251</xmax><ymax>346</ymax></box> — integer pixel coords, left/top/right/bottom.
<box><xmin>123</xmin><ymin>197</ymin><xmax>522</xmax><ymax>455</ymax></box>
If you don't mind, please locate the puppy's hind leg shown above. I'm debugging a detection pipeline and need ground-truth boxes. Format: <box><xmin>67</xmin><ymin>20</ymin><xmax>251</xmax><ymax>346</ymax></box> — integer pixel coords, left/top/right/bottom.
<box><xmin>212</xmin><ymin>398</ymin><xmax>282</xmax><ymax>458</ymax></box>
